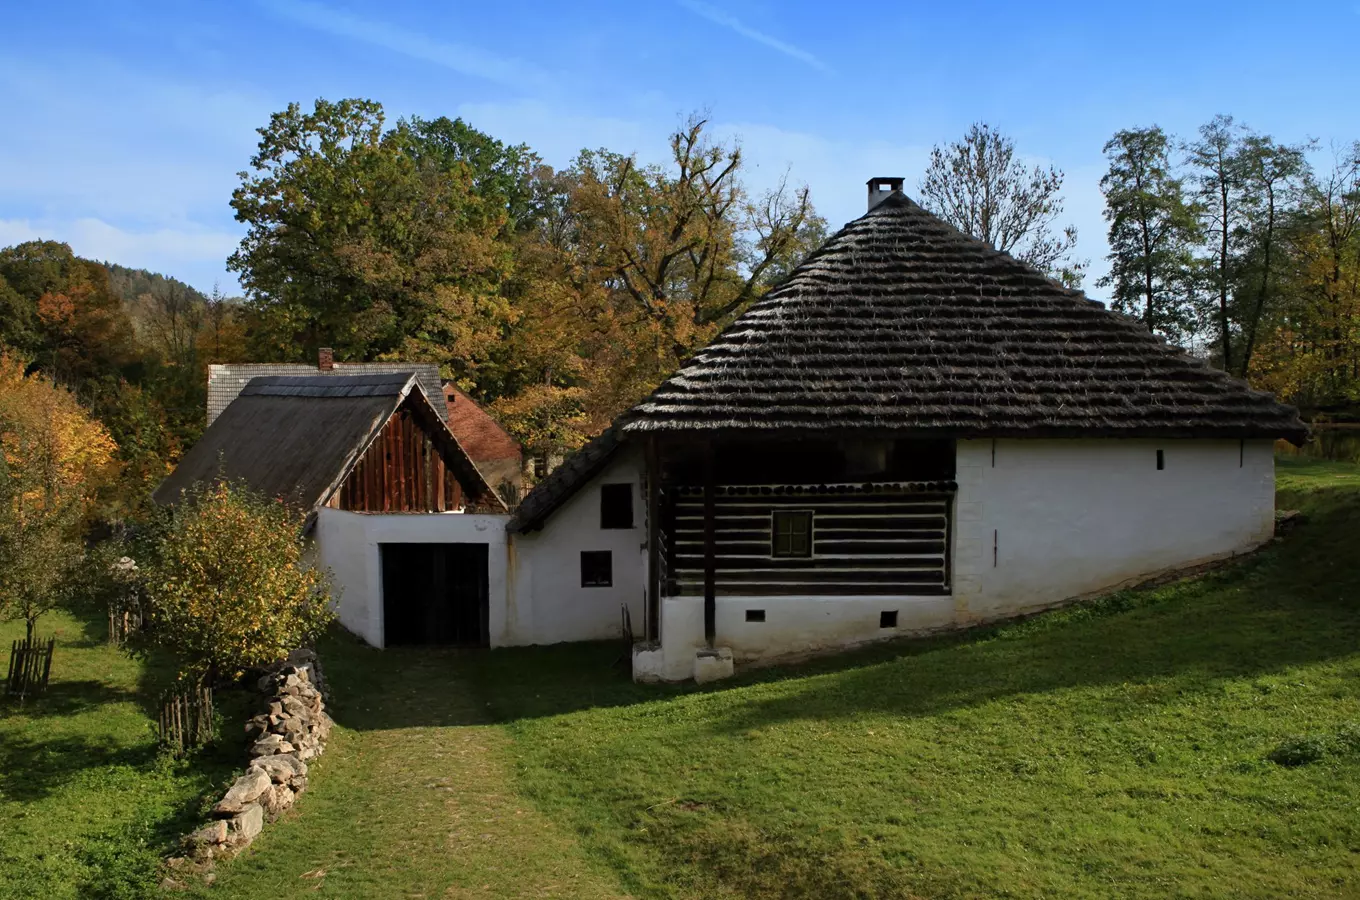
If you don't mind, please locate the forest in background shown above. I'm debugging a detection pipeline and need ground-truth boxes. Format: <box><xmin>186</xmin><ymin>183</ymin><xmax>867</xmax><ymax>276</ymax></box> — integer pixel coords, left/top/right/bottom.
<box><xmin>1</xmin><ymin>100</ymin><xmax>1357</xmax><ymax>522</ymax></box>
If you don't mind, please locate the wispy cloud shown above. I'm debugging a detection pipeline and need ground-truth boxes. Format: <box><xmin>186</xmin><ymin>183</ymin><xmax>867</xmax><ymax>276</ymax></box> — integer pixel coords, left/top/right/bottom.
<box><xmin>262</xmin><ymin>0</ymin><xmax>552</xmax><ymax>92</ymax></box>
<box><xmin>679</xmin><ymin>1</ymin><xmax>830</xmax><ymax>73</ymax></box>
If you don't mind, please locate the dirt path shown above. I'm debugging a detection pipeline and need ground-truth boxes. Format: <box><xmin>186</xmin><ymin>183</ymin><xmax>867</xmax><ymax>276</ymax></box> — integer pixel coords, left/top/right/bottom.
<box><xmin>190</xmin><ymin>649</ymin><xmax>629</xmax><ymax>899</ymax></box>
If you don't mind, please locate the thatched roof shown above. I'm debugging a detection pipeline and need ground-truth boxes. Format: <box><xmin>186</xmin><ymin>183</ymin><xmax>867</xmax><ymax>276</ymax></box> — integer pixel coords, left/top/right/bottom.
<box><xmin>154</xmin><ymin>373</ymin><xmax>502</xmax><ymax>517</ymax></box>
<box><xmin>621</xmin><ymin>191</ymin><xmax>1307</xmax><ymax>443</ymax></box>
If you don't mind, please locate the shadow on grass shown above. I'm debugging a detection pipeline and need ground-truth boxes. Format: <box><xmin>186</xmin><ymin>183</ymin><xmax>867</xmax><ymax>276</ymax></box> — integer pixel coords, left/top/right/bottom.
<box><xmin>2</xmin><ymin>679</ymin><xmax>144</xmax><ymax>720</ymax></box>
<box><xmin>323</xmin><ymin>473</ymin><xmax>1360</xmax><ymax>734</ymax></box>
<box><xmin>0</xmin><ymin>732</ymin><xmax>159</xmax><ymax>803</ymax></box>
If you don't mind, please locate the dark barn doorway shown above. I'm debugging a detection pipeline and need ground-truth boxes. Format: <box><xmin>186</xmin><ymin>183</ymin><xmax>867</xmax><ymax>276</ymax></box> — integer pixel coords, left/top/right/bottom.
<box><xmin>380</xmin><ymin>543</ymin><xmax>489</xmax><ymax>647</ymax></box>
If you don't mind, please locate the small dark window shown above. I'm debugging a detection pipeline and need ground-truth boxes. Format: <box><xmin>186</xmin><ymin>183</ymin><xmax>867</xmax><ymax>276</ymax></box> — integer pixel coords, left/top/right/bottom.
<box><xmin>880</xmin><ymin>610</ymin><xmax>898</xmax><ymax>629</ymax></box>
<box><xmin>600</xmin><ymin>483</ymin><xmax>634</xmax><ymax>529</ymax></box>
<box><xmin>531</xmin><ymin>452</ymin><xmax>548</xmax><ymax>479</ymax></box>
<box><xmin>1156</xmin><ymin>449</ymin><xmax>1165</xmax><ymax>470</ymax></box>
<box><xmin>771</xmin><ymin>510</ymin><xmax>813</xmax><ymax>558</ymax></box>
<box><xmin>746</xmin><ymin>609</ymin><xmax>766</xmax><ymax>623</ymax></box>
<box><xmin>580</xmin><ymin>551</ymin><xmax>612</xmax><ymax>587</ymax></box>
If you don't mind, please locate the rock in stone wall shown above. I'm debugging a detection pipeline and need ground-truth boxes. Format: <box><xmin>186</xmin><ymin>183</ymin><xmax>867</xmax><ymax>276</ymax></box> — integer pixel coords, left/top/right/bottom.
<box><xmin>174</xmin><ymin>648</ymin><xmax>333</xmax><ymax>869</ymax></box>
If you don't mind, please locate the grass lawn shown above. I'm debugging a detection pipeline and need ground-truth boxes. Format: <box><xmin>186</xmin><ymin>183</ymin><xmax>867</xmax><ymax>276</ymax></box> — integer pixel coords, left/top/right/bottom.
<box><xmin>192</xmin><ymin>456</ymin><xmax>1360</xmax><ymax>899</ymax></box>
<box><xmin>0</xmin><ymin>610</ymin><xmax>241</xmax><ymax>899</ymax></box>
<box><xmin>7</xmin><ymin>456</ymin><xmax>1360</xmax><ymax>898</ymax></box>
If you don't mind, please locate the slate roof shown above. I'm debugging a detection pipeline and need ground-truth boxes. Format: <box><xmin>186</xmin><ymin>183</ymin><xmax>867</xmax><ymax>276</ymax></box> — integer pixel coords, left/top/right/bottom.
<box><xmin>155</xmin><ymin>373</ymin><xmax>503</xmax><ymax>520</ymax></box>
<box><xmin>621</xmin><ymin>191</ymin><xmax>1308</xmax><ymax>443</ymax></box>
<box><xmin>207</xmin><ymin>363</ymin><xmax>445</xmax><ymax>426</ymax></box>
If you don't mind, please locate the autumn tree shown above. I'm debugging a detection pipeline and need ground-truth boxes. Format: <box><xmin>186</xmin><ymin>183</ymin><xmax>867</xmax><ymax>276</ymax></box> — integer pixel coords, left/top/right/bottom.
<box><xmin>919</xmin><ymin>123</ymin><xmax>1084</xmax><ymax>286</ymax></box>
<box><xmin>1251</xmin><ymin>144</ymin><xmax>1360</xmax><ymax>409</ymax></box>
<box><xmin>0</xmin><ymin>350</ymin><xmax>119</xmax><ymax>639</ymax></box>
<box><xmin>140</xmin><ymin>479</ymin><xmax>334</xmax><ymax>678</ymax></box>
<box><xmin>490</xmin><ymin>118</ymin><xmax>826</xmax><ymax>454</ymax></box>
<box><xmin>0</xmin><ymin>241</ymin><xmax>137</xmax><ymax>387</ymax></box>
<box><xmin>229</xmin><ymin>99</ymin><xmax>514</xmax><ymax>378</ymax></box>
<box><xmin>1099</xmin><ymin>126</ymin><xmax>1202</xmax><ymax>339</ymax></box>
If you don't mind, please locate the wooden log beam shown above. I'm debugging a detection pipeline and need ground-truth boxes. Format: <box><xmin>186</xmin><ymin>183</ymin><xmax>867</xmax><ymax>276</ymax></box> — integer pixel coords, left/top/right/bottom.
<box><xmin>703</xmin><ymin>441</ymin><xmax>716</xmax><ymax>647</ymax></box>
<box><xmin>646</xmin><ymin>435</ymin><xmax>661</xmax><ymax>643</ymax></box>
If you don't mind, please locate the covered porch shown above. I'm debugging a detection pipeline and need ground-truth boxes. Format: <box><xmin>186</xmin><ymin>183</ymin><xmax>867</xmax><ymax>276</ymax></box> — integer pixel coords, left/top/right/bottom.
<box><xmin>636</xmin><ymin>435</ymin><xmax>957</xmax><ymax>680</ymax></box>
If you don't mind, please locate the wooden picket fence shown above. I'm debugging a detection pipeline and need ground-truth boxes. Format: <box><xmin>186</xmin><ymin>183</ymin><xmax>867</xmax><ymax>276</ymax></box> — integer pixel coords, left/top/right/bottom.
<box><xmin>5</xmin><ymin>636</ymin><xmax>55</xmax><ymax>700</ymax></box>
<box><xmin>159</xmin><ymin>678</ymin><xmax>215</xmax><ymax>756</ymax></box>
<box><xmin>107</xmin><ymin>599</ymin><xmax>144</xmax><ymax>646</ymax></box>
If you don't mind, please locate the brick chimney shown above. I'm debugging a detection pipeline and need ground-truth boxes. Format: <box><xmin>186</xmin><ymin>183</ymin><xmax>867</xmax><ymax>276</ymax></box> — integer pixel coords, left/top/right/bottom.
<box><xmin>867</xmin><ymin>177</ymin><xmax>904</xmax><ymax>211</ymax></box>
<box><xmin>318</xmin><ymin>347</ymin><xmax>334</xmax><ymax>372</ymax></box>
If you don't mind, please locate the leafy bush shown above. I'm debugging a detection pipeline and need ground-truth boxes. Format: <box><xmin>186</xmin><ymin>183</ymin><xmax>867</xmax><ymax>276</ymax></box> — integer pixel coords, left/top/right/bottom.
<box><xmin>1268</xmin><ymin>734</ymin><xmax>1331</xmax><ymax>767</ymax></box>
<box><xmin>140</xmin><ymin>479</ymin><xmax>334</xmax><ymax>678</ymax></box>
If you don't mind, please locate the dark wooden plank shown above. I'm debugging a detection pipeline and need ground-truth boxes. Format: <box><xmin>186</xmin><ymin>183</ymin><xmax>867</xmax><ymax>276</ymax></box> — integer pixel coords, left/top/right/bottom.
<box><xmin>707</xmin><ymin>445</ymin><xmax>718</xmax><ymax>649</ymax></box>
<box><xmin>674</xmin><ymin>582</ymin><xmax>953</xmax><ymax>597</ymax></box>
<box><xmin>646</xmin><ymin>436</ymin><xmax>661</xmax><ymax>642</ymax></box>
<box><xmin>675</xmin><ymin>565</ymin><xmax>946</xmax><ymax>582</ymax></box>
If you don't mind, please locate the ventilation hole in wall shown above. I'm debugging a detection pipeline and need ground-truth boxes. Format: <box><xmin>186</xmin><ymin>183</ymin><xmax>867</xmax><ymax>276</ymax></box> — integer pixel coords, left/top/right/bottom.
<box><xmin>1156</xmin><ymin>449</ymin><xmax>1165</xmax><ymax>470</ymax></box>
<box><xmin>880</xmin><ymin>610</ymin><xmax>898</xmax><ymax>629</ymax></box>
<box><xmin>746</xmin><ymin>609</ymin><xmax>766</xmax><ymax>623</ymax></box>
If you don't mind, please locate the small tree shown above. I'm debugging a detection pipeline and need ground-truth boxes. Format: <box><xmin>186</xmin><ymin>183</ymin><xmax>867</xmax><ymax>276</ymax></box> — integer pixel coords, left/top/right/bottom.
<box><xmin>141</xmin><ymin>479</ymin><xmax>334</xmax><ymax>678</ymax></box>
<box><xmin>0</xmin><ymin>350</ymin><xmax>118</xmax><ymax>639</ymax></box>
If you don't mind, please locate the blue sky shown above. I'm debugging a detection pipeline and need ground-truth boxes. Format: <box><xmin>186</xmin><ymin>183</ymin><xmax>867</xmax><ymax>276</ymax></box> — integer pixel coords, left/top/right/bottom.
<box><xmin>2</xmin><ymin>1</ymin><xmax>1357</xmax><ymax>302</ymax></box>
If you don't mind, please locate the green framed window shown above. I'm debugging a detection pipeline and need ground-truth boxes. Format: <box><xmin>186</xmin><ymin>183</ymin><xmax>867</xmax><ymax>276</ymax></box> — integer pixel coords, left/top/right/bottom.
<box><xmin>771</xmin><ymin>510</ymin><xmax>813</xmax><ymax>558</ymax></box>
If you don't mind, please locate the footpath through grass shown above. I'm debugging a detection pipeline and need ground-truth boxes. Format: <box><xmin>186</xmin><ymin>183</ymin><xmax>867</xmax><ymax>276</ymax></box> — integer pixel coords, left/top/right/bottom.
<box><xmin>194</xmin><ymin>456</ymin><xmax>1360</xmax><ymax>899</ymax></box>
<box><xmin>0</xmin><ymin>610</ymin><xmax>238</xmax><ymax>899</ymax></box>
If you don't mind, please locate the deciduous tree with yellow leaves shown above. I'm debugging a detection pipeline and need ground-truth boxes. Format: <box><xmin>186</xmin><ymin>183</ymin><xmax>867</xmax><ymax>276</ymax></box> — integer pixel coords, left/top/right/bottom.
<box><xmin>140</xmin><ymin>479</ymin><xmax>334</xmax><ymax>679</ymax></box>
<box><xmin>0</xmin><ymin>350</ymin><xmax>119</xmax><ymax>639</ymax></box>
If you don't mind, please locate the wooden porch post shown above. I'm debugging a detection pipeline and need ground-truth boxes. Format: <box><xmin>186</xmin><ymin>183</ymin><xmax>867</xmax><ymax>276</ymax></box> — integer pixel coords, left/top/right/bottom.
<box><xmin>702</xmin><ymin>441</ymin><xmax>716</xmax><ymax>647</ymax></box>
<box><xmin>645</xmin><ymin>435</ymin><xmax>661</xmax><ymax>643</ymax></box>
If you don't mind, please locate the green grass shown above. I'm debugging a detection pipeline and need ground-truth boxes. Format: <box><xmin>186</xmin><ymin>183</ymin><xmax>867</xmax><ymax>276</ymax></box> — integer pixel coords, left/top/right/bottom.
<box><xmin>9</xmin><ymin>456</ymin><xmax>1360</xmax><ymax>898</ymax></box>
<box><xmin>0</xmin><ymin>610</ymin><xmax>242</xmax><ymax>899</ymax></box>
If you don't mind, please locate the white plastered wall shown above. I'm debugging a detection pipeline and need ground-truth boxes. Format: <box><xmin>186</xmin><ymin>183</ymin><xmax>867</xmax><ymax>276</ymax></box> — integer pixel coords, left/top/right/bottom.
<box><xmin>313</xmin><ymin>508</ymin><xmax>510</xmax><ymax>649</ymax></box>
<box><xmin>501</xmin><ymin>449</ymin><xmax>647</xmax><ymax>646</ymax></box>
<box><xmin>642</xmin><ymin>438</ymin><xmax>1276</xmax><ymax>680</ymax></box>
<box><xmin>950</xmin><ymin>438</ymin><xmax>1275</xmax><ymax>620</ymax></box>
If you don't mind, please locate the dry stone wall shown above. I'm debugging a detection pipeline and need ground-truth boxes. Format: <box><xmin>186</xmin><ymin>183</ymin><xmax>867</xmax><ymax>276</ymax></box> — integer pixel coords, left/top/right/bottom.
<box><xmin>175</xmin><ymin>649</ymin><xmax>332</xmax><ymax>868</ymax></box>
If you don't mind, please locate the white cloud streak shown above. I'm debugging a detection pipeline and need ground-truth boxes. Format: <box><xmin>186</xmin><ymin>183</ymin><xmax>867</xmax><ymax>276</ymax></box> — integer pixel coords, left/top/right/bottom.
<box><xmin>679</xmin><ymin>1</ymin><xmax>831</xmax><ymax>73</ymax></box>
<box><xmin>262</xmin><ymin>0</ymin><xmax>552</xmax><ymax>92</ymax></box>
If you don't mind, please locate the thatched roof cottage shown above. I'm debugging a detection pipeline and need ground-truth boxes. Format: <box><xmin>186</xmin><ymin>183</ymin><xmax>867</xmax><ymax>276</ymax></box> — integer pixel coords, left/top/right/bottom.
<box><xmin>510</xmin><ymin>179</ymin><xmax>1305</xmax><ymax>682</ymax></box>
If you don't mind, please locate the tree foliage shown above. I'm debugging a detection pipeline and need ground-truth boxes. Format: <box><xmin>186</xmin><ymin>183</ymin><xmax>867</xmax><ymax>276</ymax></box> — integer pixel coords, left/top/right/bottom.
<box><xmin>919</xmin><ymin>123</ymin><xmax>1084</xmax><ymax>286</ymax></box>
<box><xmin>0</xmin><ymin>350</ymin><xmax>119</xmax><ymax>638</ymax></box>
<box><xmin>1098</xmin><ymin>126</ymin><xmax>1203</xmax><ymax>340</ymax></box>
<box><xmin>229</xmin><ymin>102</ymin><xmax>826</xmax><ymax>455</ymax></box>
<box><xmin>140</xmin><ymin>479</ymin><xmax>334</xmax><ymax>678</ymax></box>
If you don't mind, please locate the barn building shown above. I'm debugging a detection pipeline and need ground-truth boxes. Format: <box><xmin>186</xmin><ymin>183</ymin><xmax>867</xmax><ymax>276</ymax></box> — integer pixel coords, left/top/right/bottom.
<box><xmin>156</xmin><ymin>373</ymin><xmax>509</xmax><ymax>649</ymax></box>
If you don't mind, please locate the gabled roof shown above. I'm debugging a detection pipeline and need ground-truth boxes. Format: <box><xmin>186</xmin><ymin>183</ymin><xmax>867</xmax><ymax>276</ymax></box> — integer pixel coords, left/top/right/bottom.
<box><xmin>207</xmin><ymin>363</ymin><xmax>444</xmax><ymax>426</ymax></box>
<box><xmin>155</xmin><ymin>373</ymin><xmax>504</xmax><ymax>517</ymax></box>
<box><xmin>621</xmin><ymin>191</ymin><xmax>1308</xmax><ymax>443</ymax></box>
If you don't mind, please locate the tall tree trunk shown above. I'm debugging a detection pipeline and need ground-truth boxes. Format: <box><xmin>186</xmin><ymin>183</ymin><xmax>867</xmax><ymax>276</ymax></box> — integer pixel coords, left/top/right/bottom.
<box><xmin>1218</xmin><ymin>177</ymin><xmax>1233</xmax><ymax>372</ymax></box>
<box><xmin>1239</xmin><ymin>188</ymin><xmax>1276</xmax><ymax>378</ymax></box>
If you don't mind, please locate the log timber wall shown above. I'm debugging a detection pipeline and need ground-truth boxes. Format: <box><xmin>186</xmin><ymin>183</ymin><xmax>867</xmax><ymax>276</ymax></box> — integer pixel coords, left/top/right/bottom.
<box><xmin>665</xmin><ymin>481</ymin><xmax>954</xmax><ymax>597</ymax></box>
